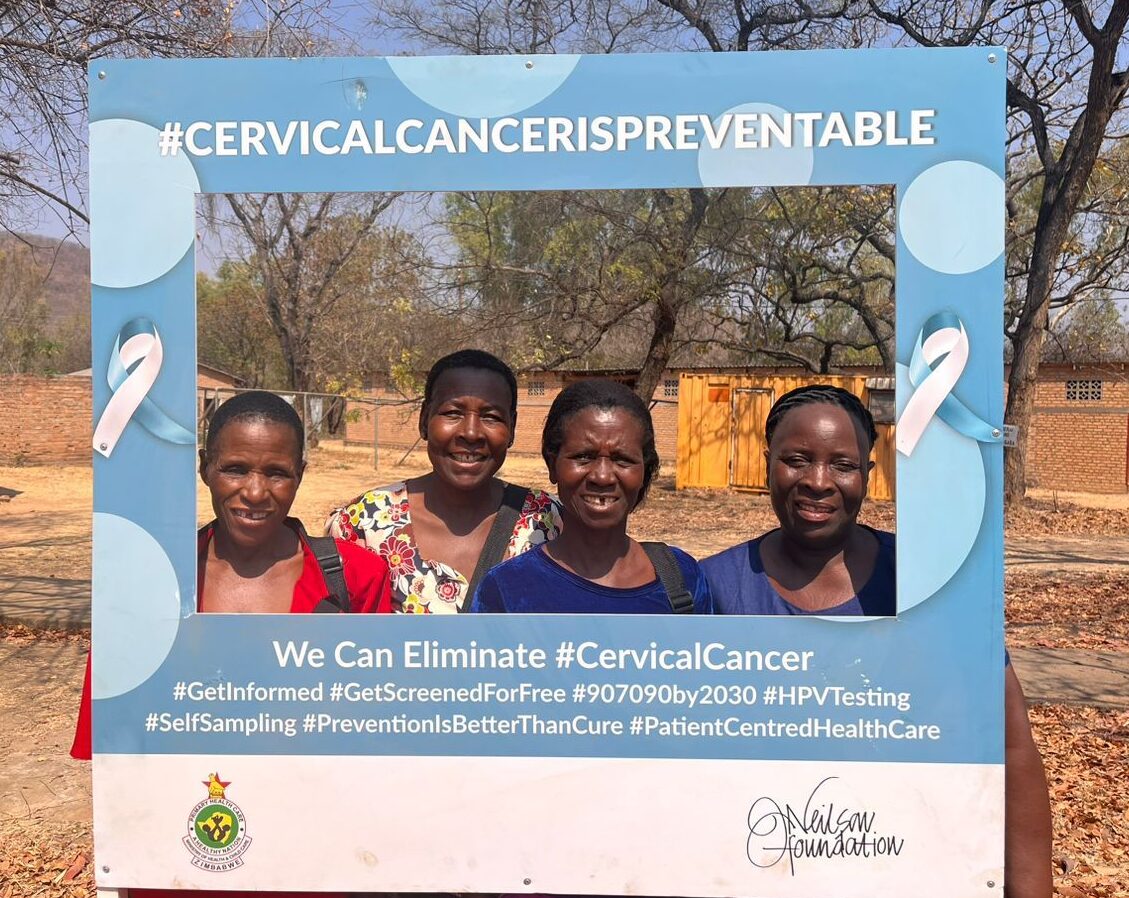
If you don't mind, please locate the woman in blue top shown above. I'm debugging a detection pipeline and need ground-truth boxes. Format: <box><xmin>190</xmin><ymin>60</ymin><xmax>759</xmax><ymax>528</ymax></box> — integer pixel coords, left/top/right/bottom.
<box><xmin>703</xmin><ymin>384</ymin><xmax>1052</xmax><ymax>898</ymax></box>
<box><xmin>472</xmin><ymin>378</ymin><xmax>711</xmax><ymax>614</ymax></box>
<box><xmin>702</xmin><ymin>384</ymin><xmax>893</xmax><ymax>616</ymax></box>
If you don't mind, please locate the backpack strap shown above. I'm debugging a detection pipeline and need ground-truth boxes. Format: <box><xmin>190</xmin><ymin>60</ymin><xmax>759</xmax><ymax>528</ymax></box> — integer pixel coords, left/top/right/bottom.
<box><xmin>297</xmin><ymin>523</ymin><xmax>351</xmax><ymax>614</ymax></box>
<box><xmin>641</xmin><ymin>542</ymin><xmax>695</xmax><ymax>614</ymax></box>
<box><xmin>462</xmin><ymin>483</ymin><xmax>530</xmax><ymax>612</ymax></box>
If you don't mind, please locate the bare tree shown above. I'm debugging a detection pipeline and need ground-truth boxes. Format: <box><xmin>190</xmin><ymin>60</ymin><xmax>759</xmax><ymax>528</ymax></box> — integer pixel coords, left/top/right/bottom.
<box><xmin>703</xmin><ymin>185</ymin><xmax>895</xmax><ymax>372</ymax></box>
<box><xmin>376</xmin><ymin>0</ymin><xmax>901</xmax><ymax>398</ymax></box>
<box><xmin>0</xmin><ymin>240</ymin><xmax>55</xmax><ymax>373</ymax></box>
<box><xmin>424</xmin><ymin>187</ymin><xmax>738</xmax><ymax>400</ymax></box>
<box><xmin>658</xmin><ymin>0</ymin><xmax>1129</xmax><ymax>499</ymax></box>
<box><xmin>374</xmin><ymin>0</ymin><xmax>728</xmax><ymax>401</ymax></box>
<box><xmin>376</xmin><ymin>0</ymin><xmax>677</xmax><ymax>54</ymax></box>
<box><xmin>0</xmin><ymin>0</ymin><xmax>343</xmax><ymax>237</ymax></box>
<box><xmin>220</xmin><ymin>192</ymin><xmax>406</xmax><ymax>392</ymax></box>
<box><xmin>1042</xmin><ymin>295</ymin><xmax>1129</xmax><ymax>362</ymax></box>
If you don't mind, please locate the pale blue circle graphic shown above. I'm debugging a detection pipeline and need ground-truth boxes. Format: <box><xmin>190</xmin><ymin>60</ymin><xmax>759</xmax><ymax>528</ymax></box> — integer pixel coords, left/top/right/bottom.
<box><xmin>697</xmin><ymin>103</ymin><xmax>815</xmax><ymax>187</ymax></box>
<box><xmin>387</xmin><ymin>55</ymin><xmax>580</xmax><ymax>118</ymax></box>
<box><xmin>89</xmin><ymin>118</ymin><xmax>200</xmax><ymax>289</ymax></box>
<box><xmin>899</xmin><ymin>161</ymin><xmax>1004</xmax><ymax>275</ymax></box>
<box><xmin>895</xmin><ymin>364</ymin><xmax>987</xmax><ymax>610</ymax></box>
<box><xmin>92</xmin><ymin>512</ymin><xmax>181</xmax><ymax>699</ymax></box>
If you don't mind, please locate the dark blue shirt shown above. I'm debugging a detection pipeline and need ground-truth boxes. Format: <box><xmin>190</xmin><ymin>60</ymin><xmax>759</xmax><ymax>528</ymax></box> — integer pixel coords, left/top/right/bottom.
<box><xmin>470</xmin><ymin>543</ymin><xmax>714</xmax><ymax>614</ymax></box>
<box><xmin>701</xmin><ymin>527</ymin><xmax>896</xmax><ymax>616</ymax></box>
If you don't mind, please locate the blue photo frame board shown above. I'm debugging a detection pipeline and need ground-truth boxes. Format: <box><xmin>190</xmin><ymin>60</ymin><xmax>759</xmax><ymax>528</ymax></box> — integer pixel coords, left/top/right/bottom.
<box><xmin>89</xmin><ymin>48</ymin><xmax>1006</xmax><ymax>896</ymax></box>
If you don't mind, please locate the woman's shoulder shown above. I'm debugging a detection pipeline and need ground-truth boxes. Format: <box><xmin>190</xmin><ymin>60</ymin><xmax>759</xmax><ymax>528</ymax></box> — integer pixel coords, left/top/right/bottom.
<box><xmin>342</xmin><ymin>481</ymin><xmax>409</xmax><ymax>510</ymax></box>
<box><xmin>516</xmin><ymin>486</ymin><xmax>562</xmax><ymax>520</ymax></box>
<box><xmin>665</xmin><ymin>543</ymin><xmax>703</xmax><ymax>570</ymax></box>
<box><xmin>472</xmin><ymin>544</ymin><xmax>552</xmax><ymax>612</ymax></box>
<box><xmin>334</xmin><ymin>536</ymin><xmax>390</xmax><ymax>569</ymax></box>
<box><xmin>642</xmin><ymin>544</ymin><xmax>713</xmax><ymax>614</ymax></box>
<box><xmin>867</xmin><ymin>526</ymin><xmax>896</xmax><ymax>548</ymax></box>
<box><xmin>327</xmin><ymin>482</ymin><xmax>411</xmax><ymax>543</ymax></box>
<box><xmin>486</xmin><ymin>541</ymin><xmax>551</xmax><ymax>581</ymax></box>
<box><xmin>701</xmin><ymin>534</ymin><xmax>767</xmax><ymax>575</ymax></box>
<box><xmin>332</xmin><ymin>537</ymin><xmax>393</xmax><ymax>613</ymax></box>
<box><xmin>505</xmin><ymin>486</ymin><xmax>563</xmax><ymax>556</ymax></box>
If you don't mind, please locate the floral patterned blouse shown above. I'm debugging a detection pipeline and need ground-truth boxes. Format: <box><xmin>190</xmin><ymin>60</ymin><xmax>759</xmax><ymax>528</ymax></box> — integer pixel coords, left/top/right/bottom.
<box><xmin>327</xmin><ymin>481</ymin><xmax>563</xmax><ymax>613</ymax></box>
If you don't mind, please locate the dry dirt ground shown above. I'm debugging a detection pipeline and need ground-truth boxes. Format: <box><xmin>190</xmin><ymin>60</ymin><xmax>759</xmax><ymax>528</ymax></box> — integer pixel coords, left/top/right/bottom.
<box><xmin>2</xmin><ymin>443</ymin><xmax>1128</xmax><ymax>896</ymax></box>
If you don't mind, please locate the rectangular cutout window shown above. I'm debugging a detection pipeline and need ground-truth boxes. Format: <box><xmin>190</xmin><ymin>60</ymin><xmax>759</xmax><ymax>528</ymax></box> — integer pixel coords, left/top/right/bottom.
<box><xmin>869</xmin><ymin>389</ymin><xmax>896</xmax><ymax>424</ymax></box>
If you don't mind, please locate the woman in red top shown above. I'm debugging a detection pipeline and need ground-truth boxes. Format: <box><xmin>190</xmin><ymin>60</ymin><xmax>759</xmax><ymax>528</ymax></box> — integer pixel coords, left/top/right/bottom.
<box><xmin>72</xmin><ymin>390</ymin><xmax>392</xmax><ymax>896</ymax></box>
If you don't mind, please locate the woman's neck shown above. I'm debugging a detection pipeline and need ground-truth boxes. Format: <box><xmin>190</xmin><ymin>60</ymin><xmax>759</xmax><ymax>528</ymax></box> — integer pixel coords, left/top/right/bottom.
<box><xmin>775</xmin><ymin>527</ymin><xmax>857</xmax><ymax>576</ymax></box>
<box><xmin>210</xmin><ymin>521</ymin><xmax>300</xmax><ymax>575</ymax></box>
<box><xmin>412</xmin><ymin>472</ymin><xmax>501</xmax><ymax>531</ymax></box>
<box><xmin>762</xmin><ymin>523</ymin><xmax>878</xmax><ymax>608</ymax></box>
<box><xmin>547</xmin><ymin>521</ymin><xmax>632</xmax><ymax>580</ymax></box>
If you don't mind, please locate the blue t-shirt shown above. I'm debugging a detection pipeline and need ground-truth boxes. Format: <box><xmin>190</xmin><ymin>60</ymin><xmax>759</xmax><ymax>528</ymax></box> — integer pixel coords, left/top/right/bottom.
<box><xmin>701</xmin><ymin>527</ymin><xmax>896</xmax><ymax>616</ymax></box>
<box><xmin>470</xmin><ymin>543</ymin><xmax>714</xmax><ymax>614</ymax></box>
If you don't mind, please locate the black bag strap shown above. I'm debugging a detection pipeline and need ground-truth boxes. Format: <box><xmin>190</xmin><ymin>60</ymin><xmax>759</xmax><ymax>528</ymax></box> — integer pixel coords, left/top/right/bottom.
<box><xmin>641</xmin><ymin>541</ymin><xmax>695</xmax><ymax>614</ymax></box>
<box><xmin>462</xmin><ymin>482</ymin><xmax>529</xmax><ymax>612</ymax></box>
<box><xmin>298</xmin><ymin>523</ymin><xmax>351</xmax><ymax>614</ymax></box>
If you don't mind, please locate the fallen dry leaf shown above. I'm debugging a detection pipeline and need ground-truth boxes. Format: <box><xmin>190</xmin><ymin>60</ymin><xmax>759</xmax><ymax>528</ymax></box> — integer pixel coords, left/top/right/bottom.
<box><xmin>61</xmin><ymin>853</ymin><xmax>86</xmax><ymax>883</ymax></box>
<box><xmin>1006</xmin><ymin>497</ymin><xmax>1129</xmax><ymax>537</ymax></box>
<box><xmin>1006</xmin><ymin>571</ymin><xmax>1129</xmax><ymax>650</ymax></box>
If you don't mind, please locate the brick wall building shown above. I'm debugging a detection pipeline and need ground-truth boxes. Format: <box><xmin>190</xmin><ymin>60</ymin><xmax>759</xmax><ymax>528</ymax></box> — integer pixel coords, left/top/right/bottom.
<box><xmin>1024</xmin><ymin>363</ymin><xmax>1129</xmax><ymax>493</ymax></box>
<box><xmin>0</xmin><ymin>364</ymin><xmax>245</xmax><ymax>465</ymax></box>
<box><xmin>0</xmin><ymin>375</ymin><xmax>93</xmax><ymax>464</ymax></box>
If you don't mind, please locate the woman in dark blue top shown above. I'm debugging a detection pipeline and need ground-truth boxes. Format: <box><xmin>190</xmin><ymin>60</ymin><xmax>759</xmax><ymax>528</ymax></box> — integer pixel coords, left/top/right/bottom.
<box><xmin>702</xmin><ymin>384</ymin><xmax>893</xmax><ymax>616</ymax></box>
<box><xmin>471</xmin><ymin>378</ymin><xmax>711</xmax><ymax>614</ymax></box>
<box><xmin>703</xmin><ymin>384</ymin><xmax>1051</xmax><ymax>898</ymax></box>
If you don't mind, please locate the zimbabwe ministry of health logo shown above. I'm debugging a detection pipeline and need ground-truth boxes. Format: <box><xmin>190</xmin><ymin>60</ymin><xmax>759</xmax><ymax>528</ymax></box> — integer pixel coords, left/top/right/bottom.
<box><xmin>183</xmin><ymin>773</ymin><xmax>253</xmax><ymax>871</ymax></box>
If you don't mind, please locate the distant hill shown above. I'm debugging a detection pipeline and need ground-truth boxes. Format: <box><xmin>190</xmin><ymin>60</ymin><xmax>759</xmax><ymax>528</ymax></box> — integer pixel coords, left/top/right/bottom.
<box><xmin>0</xmin><ymin>233</ymin><xmax>89</xmax><ymax>322</ymax></box>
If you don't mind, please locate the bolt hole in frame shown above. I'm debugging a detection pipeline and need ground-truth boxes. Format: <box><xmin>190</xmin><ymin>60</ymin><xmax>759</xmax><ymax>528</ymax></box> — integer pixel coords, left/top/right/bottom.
<box><xmin>88</xmin><ymin>49</ymin><xmax>1006</xmax><ymax>897</ymax></box>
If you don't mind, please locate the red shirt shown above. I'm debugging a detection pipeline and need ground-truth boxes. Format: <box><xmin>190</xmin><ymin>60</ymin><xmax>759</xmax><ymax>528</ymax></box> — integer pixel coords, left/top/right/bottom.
<box><xmin>71</xmin><ymin>520</ymin><xmax>391</xmax><ymax>896</ymax></box>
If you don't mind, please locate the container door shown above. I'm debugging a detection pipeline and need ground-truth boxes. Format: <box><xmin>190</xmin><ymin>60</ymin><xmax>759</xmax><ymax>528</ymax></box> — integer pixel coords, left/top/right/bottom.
<box><xmin>731</xmin><ymin>388</ymin><xmax>774</xmax><ymax>490</ymax></box>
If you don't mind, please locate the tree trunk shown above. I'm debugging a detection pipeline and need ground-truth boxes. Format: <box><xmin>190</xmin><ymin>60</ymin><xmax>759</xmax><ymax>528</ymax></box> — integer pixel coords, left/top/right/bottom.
<box><xmin>635</xmin><ymin>281</ymin><xmax>678</xmax><ymax>402</ymax></box>
<box><xmin>1003</xmin><ymin>2</ymin><xmax>1129</xmax><ymax>501</ymax></box>
<box><xmin>634</xmin><ymin>188</ymin><xmax>711</xmax><ymax>401</ymax></box>
<box><xmin>1003</xmin><ymin>305</ymin><xmax>1050</xmax><ymax>501</ymax></box>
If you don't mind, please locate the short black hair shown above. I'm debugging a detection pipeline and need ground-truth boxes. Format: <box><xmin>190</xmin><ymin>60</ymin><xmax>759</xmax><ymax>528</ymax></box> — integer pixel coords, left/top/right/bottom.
<box><xmin>422</xmin><ymin>350</ymin><xmax>518</xmax><ymax>422</ymax></box>
<box><xmin>764</xmin><ymin>384</ymin><xmax>878</xmax><ymax>449</ymax></box>
<box><xmin>541</xmin><ymin>378</ymin><xmax>660</xmax><ymax>507</ymax></box>
<box><xmin>203</xmin><ymin>390</ymin><xmax>304</xmax><ymax>462</ymax></box>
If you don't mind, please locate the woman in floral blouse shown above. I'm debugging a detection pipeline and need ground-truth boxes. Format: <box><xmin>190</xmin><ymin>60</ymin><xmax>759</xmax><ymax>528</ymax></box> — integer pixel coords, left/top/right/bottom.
<box><xmin>328</xmin><ymin>350</ymin><xmax>562</xmax><ymax>612</ymax></box>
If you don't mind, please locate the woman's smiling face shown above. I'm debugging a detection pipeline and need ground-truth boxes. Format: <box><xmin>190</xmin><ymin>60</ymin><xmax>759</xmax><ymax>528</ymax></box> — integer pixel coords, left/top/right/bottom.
<box><xmin>766</xmin><ymin>402</ymin><xmax>873</xmax><ymax>550</ymax></box>
<box><xmin>200</xmin><ymin>418</ymin><xmax>304</xmax><ymax>551</ymax></box>
<box><xmin>422</xmin><ymin>367</ymin><xmax>515</xmax><ymax>491</ymax></box>
<box><xmin>548</xmin><ymin>406</ymin><xmax>646</xmax><ymax>534</ymax></box>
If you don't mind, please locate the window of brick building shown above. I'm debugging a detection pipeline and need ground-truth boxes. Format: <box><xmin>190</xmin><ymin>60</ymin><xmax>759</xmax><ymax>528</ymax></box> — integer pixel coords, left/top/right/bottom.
<box><xmin>1065</xmin><ymin>379</ymin><xmax>1102</xmax><ymax>401</ymax></box>
<box><xmin>868</xmin><ymin>390</ymin><xmax>896</xmax><ymax>424</ymax></box>
<box><xmin>527</xmin><ymin>381</ymin><xmax>545</xmax><ymax>396</ymax></box>
<box><xmin>663</xmin><ymin>378</ymin><xmax>679</xmax><ymax>398</ymax></box>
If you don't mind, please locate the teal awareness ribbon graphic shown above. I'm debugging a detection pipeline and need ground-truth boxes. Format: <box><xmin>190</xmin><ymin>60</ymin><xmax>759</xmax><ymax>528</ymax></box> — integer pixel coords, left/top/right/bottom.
<box><xmin>897</xmin><ymin>311</ymin><xmax>1001</xmax><ymax>456</ymax></box>
<box><xmin>92</xmin><ymin>317</ymin><xmax>195</xmax><ymax>458</ymax></box>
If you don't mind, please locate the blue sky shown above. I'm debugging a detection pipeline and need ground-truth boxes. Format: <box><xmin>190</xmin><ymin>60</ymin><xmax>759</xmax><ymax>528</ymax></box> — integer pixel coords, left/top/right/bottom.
<box><xmin>15</xmin><ymin>0</ymin><xmax>404</xmax><ymax>246</ymax></box>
